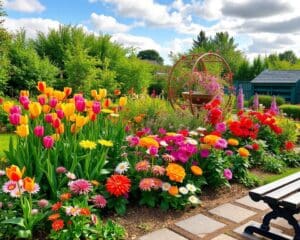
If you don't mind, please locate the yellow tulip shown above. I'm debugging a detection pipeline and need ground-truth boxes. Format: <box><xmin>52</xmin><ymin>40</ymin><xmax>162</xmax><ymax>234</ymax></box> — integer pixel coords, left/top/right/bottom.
<box><xmin>42</xmin><ymin>104</ymin><xmax>51</xmax><ymax>114</ymax></box>
<box><xmin>20</xmin><ymin>115</ymin><xmax>28</xmax><ymax>125</ymax></box>
<box><xmin>119</xmin><ymin>97</ymin><xmax>127</xmax><ymax>107</ymax></box>
<box><xmin>53</xmin><ymin>90</ymin><xmax>65</xmax><ymax>101</ymax></box>
<box><xmin>20</xmin><ymin>90</ymin><xmax>29</xmax><ymax>97</ymax></box>
<box><xmin>51</xmin><ymin>133</ymin><xmax>60</xmax><ymax>141</ymax></box>
<box><xmin>91</xmin><ymin>90</ymin><xmax>97</xmax><ymax>98</ymax></box>
<box><xmin>23</xmin><ymin>177</ymin><xmax>35</xmax><ymax>192</ymax></box>
<box><xmin>44</xmin><ymin>87</ymin><xmax>54</xmax><ymax>97</ymax></box>
<box><xmin>29</xmin><ymin>102</ymin><xmax>42</xmax><ymax>118</ymax></box>
<box><xmin>3</xmin><ymin>101</ymin><xmax>14</xmax><ymax>113</ymax></box>
<box><xmin>75</xmin><ymin>115</ymin><xmax>88</xmax><ymax>128</ymax></box>
<box><xmin>99</xmin><ymin>89</ymin><xmax>107</xmax><ymax>99</ymax></box>
<box><xmin>15</xmin><ymin>124</ymin><xmax>29</xmax><ymax>137</ymax></box>
<box><xmin>61</xmin><ymin>103</ymin><xmax>75</xmax><ymax>118</ymax></box>
<box><xmin>6</xmin><ymin>165</ymin><xmax>25</xmax><ymax>181</ymax></box>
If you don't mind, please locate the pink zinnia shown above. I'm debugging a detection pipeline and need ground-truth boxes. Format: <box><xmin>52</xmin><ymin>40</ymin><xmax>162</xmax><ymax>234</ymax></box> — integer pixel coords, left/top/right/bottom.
<box><xmin>147</xmin><ymin>146</ymin><xmax>158</xmax><ymax>156</ymax></box>
<box><xmin>215</xmin><ymin>122</ymin><xmax>226</xmax><ymax>133</ymax></box>
<box><xmin>200</xmin><ymin>149</ymin><xmax>210</xmax><ymax>158</ymax></box>
<box><xmin>224</xmin><ymin>168</ymin><xmax>233</xmax><ymax>180</ymax></box>
<box><xmin>162</xmin><ymin>154</ymin><xmax>175</xmax><ymax>162</ymax></box>
<box><xmin>214</xmin><ymin>138</ymin><xmax>228</xmax><ymax>149</ymax></box>
<box><xmin>91</xmin><ymin>195</ymin><xmax>107</xmax><ymax>208</ymax></box>
<box><xmin>152</xmin><ymin>178</ymin><xmax>163</xmax><ymax>190</ymax></box>
<box><xmin>69</xmin><ymin>179</ymin><xmax>92</xmax><ymax>195</ymax></box>
<box><xmin>135</xmin><ymin>160</ymin><xmax>150</xmax><ymax>172</ymax></box>
<box><xmin>139</xmin><ymin>178</ymin><xmax>154</xmax><ymax>191</ymax></box>
<box><xmin>56</xmin><ymin>166</ymin><xmax>67</xmax><ymax>174</ymax></box>
<box><xmin>152</xmin><ymin>165</ymin><xmax>165</xmax><ymax>176</ymax></box>
<box><xmin>38</xmin><ymin>199</ymin><xmax>49</xmax><ymax>208</ymax></box>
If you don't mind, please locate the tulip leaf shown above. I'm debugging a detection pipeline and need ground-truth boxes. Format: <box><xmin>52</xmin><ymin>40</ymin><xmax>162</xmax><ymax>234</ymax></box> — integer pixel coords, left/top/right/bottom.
<box><xmin>1</xmin><ymin>217</ymin><xmax>26</xmax><ymax>228</ymax></box>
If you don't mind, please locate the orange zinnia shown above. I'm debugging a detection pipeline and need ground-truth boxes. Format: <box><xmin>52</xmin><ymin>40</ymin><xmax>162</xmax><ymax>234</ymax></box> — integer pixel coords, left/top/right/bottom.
<box><xmin>48</xmin><ymin>213</ymin><xmax>60</xmax><ymax>221</ymax></box>
<box><xmin>238</xmin><ymin>147</ymin><xmax>250</xmax><ymax>157</ymax></box>
<box><xmin>60</xmin><ymin>192</ymin><xmax>72</xmax><ymax>201</ymax></box>
<box><xmin>80</xmin><ymin>208</ymin><xmax>91</xmax><ymax>216</ymax></box>
<box><xmin>191</xmin><ymin>166</ymin><xmax>203</xmax><ymax>176</ymax></box>
<box><xmin>51</xmin><ymin>202</ymin><xmax>62</xmax><ymax>211</ymax></box>
<box><xmin>203</xmin><ymin>135</ymin><xmax>220</xmax><ymax>146</ymax></box>
<box><xmin>168</xmin><ymin>186</ymin><xmax>179</xmax><ymax>196</ymax></box>
<box><xmin>228</xmin><ymin>138</ymin><xmax>239</xmax><ymax>146</ymax></box>
<box><xmin>139</xmin><ymin>137</ymin><xmax>159</xmax><ymax>148</ymax></box>
<box><xmin>166</xmin><ymin>163</ymin><xmax>186</xmax><ymax>183</ymax></box>
<box><xmin>52</xmin><ymin>219</ymin><xmax>64</xmax><ymax>231</ymax></box>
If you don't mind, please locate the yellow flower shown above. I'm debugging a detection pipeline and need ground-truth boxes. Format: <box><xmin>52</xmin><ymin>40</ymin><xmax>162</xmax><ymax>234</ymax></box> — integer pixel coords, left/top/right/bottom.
<box><xmin>20</xmin><ymin>90</ymin><xmax>29</xmax><ymax>97</ymax></box>
<box><xmin>20</xmin><ymin>115</ymin><xmax>28</xmax><ymax>125</ymax></box>
<box><xmin>42</xmin><ymin>104</ymin><xmax>51</xmax><ymax>114</ymax></box>
<box><xmin>51</xmin><ymin>134</ymin><xmax>60</xmax><ymax>141</ymax></box>
<box><xmin>91</xmin><ymin>180</ymin><xmax>100</xmax><ymax>186</ymax></box>
<box><xmin>64</xmin><ymin>87</ymin><xmax>72</xmax><ymax>97</ymax></box>
<box><xmin>191</xmin><ymin>166</ymin><xmax>203</xmax><ymax>176</ymax></box>
<box><xmin>200</xmin><ymin>144</ymin><xmax>211</xmax><ymax>150</ymax></box>
<box><xmin>139</xmin><ymin>137</ymin><xmax>159</xmax><ymax>148</ymax></box>
<box><xmin>53</xmin><ymin>90</ymin><xmax>65</xmax><ymax>101</ymax></box>
<box><xmin>203</xmin><ymin>135</ymin><xmax>220</xmax><ymax>145</ymax></box>
<box><xmin>238</xmin><ymin>147</ymin><xmax>250</xmax><ymax>157</ymax></box>
<box><xmin>29</xmin><ymin>102</ymin><xmax>42</xmax><ymax>118</ymax></box>
<box><xmin>134</xmin><ymin>115</ymin><xmax>143</xmax><ymax>123</ymax></box>
<box><xmin>119</xmin><ymin>97</ymin><xmax>127</xmax><ymax>107</ymax></box>
<box><xmin>79</xmin><ymin>140</ymin><xmax>97</xmax><ymax>150</ymax></box>
<box><xmin>15</xmin><ymin>124</ymin><xmax>29</xmax><ymax>137</ymax></box>
<box><xmin>228</xmin><ymin>138</ymin><xmax>239</xmax><ymax>146</ymax></box>
<box><xmin>44</xmin><ymin>87</ymin><xmax>54</xmax><ymax>97</ymax></box>
<box><xmin>61</xmin><ymin>103</ymin><xmax>75</xmax><ymax>118</ymax></box>
<box><xmin>102</xmin><ymin>108</ymin><xmax>114</xmax><ymax>114</ymax></box>
<box><xmin>98</xmin><ymin>139</ymin><xmax>113</xmax><ymax>147</ymax></box>
<box><xmin>37</xmin><ymin>81</ymin><xmax>46</xmax><ymax>92</ymax></box>
<box><xmin>91</xmin><ymin>90</ymin><xmax>97</xmax><ymax>98</ymax></box>
<box><xmin>75</xmin><ymin>115</ymin><xmax>88</xmax><ymax>128</ymax></box>
<box><xmin>99</xmin><ymin>89</ymin><xmax>107</xmax><ymax>99</ymax></box>
<box><xmin>3</xmin><ymin>101</ymin><xmax>14</xmax><ymax>113</ymax></box>
<box><xmin>166</xmin><ymin>163</ymin><xmax>186</xmax><ymax>183</ymax></box>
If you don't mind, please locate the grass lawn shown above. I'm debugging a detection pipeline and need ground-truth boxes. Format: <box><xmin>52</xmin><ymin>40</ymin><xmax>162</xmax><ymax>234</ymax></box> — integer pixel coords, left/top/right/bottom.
<box><xmin>0</xmin><ymin>133</ymin><xmax>15</xmax><ymax>156</ymax></box>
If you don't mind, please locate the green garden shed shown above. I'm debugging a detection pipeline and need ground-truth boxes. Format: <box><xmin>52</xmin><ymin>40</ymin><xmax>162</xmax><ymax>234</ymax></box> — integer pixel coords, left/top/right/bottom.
<box><xmin>251</xmin><ymin>70</ymin><xmax>300</xmax><ymax>104</ymax></box>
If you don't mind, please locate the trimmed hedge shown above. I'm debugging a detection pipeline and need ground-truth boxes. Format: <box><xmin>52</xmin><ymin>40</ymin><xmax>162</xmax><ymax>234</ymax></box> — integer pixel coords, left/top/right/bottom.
<box><xmin>249</xmin><ymin>95</ymin><xmax>285</xmax><ymax>108</ymax></box>
<box><xmin>279</xmin><ymin>104</ymin><xmax>300</xmax><ymax>119</ymax></box>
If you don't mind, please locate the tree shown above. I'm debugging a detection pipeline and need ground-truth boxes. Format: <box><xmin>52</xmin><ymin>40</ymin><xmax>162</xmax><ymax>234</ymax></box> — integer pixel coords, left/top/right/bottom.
<box><xmin>251</xmin><ymin>55</ymin><xmax>267</xmax><ymax>78</ymax></box>
<box><xmin>279</xmin><ymin>50</ymin><xmax>297</xmax><ymax>64</ymax></box>
<box><xmin>192</xmin><ymin>30</ymin><xmax>208</xmax><ymax>50</ymax></box>
<box><xmin>137</xmin><ymin>49</ymin><xmax>164</xmax><ymax>65</ymax></box>
<box><xmin>235</xmin><ymin>60</ymin><xmax>251</xmax><ymax>81</ymax></box>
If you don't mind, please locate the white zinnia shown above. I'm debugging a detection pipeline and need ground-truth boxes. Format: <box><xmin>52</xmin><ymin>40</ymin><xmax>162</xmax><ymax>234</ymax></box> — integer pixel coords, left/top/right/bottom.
<box><xmin>159</xmin><ymin>140</ymin><xmax>168</xmax><ymax>147</ymax></box>
<box><xmin>161</xmin><ymin>182</ymin><xmax>171</xmax><ymax>191</ymax></box>
<box><xmin>189</xmin><ymin>131</ymin><xmax>198</xmax><ymax>136</ymax></box>
<box><xmin>188</xmin><ymin>195</ymin><xmax>201</xmax><ymax>204</ymax></box>
<box><xmin>185</xmin><ymin>138</ymin><xmax>198</xmax><ymax>145</ymax></box>
<box><xmin>115</xmin><ymin>161</ymin><xmax>130</xmax><ymax>174</ymax></box>
<box><xmin>66</xmin><ymin>172</ymin><xmax>76</xmax><ymax>180</ymax></box>
<box><xmin>179</xmin><ymin>187</ymin><xmax>188</xmax><ymax>195</ymax></box>
<box><xmin>197</xmin><ymin>127</ymin><xmax>206</xmax><ymax>132</ymax></box>
<box><xmin>186</xmin><ymin>184</ymin><xmax>196</xmax><ymax>193</ymax></box>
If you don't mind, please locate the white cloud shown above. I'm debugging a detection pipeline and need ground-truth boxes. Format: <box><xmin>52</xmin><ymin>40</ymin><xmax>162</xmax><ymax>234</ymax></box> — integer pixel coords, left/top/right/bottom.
<box><xmin>3</xmin><ymin>0</ymin><xmax>45</xmax><ymax>13</ymax></box>
<box><xmin>4</xmin><ymin>17</ymin><xmax>60</xmax><ymax>38</ymax></box>
<box><xmin>90</xmin><ymin>13</ymin><xmax>131</xmax><ymax>33</ymax></box>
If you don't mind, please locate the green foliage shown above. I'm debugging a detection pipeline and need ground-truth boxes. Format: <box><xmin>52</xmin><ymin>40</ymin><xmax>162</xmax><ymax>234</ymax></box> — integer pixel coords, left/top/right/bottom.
<box><xmin>137</xmin><ymin>49</ymin><xmax>164</xmax><ymax>65</ymax></box>
<box><xmin>249</xmin><ymin>95</ymin><xmax>285</xmax><ymax>108</ymax></box>
<box><xmin>230</xmin><ymin>155</ymin><xmax>249</xmax><ymax>182</ymax></box>
<box><xmin>240</xmin><ymin>173</ymin><xmax>261</xmax><ymax>188</ymax></box>
<box><xmin>277</xmin><ymin>117</ymin><xmax>298</xmax><ymax>143</ymax></box>
<box><xmin>279</xmin><ymin>104</ymin><xmax>300</xmax><ymax>119</ymax></box>
<box><xmin>279</xmin><ymin>151</ymin><xmax>300</xmax><ymax>168</ymax></box>
<box><xmin>262</xmin><ymin>154</ymin><xmax>285</xmax><ymax>174</ymax></box>
<box><xmin>279</xmin><ymin>50</ymin><xmax>297</xmax><ymax>64</ymax></box>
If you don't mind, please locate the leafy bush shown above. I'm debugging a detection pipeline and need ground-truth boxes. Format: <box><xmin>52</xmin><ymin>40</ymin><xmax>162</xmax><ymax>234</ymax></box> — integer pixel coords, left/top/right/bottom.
<box><xmin>279</xmin><ymin>104</ymin><xmax>300</xmax><ymax>119</ymax></box>
<box><xmin>249</xmin><ymin>95</ymin><xmax>285</xmax><ymax>108</ymax></box>
<box><xmin>262</xmin><ymin>154</ymin><xmax>285</xmax><ymax>173</ymax></box>
<box><xmin>280</xmin><ymin>151</ymin><xmax>300</xmax><ymax>167</ymax></box>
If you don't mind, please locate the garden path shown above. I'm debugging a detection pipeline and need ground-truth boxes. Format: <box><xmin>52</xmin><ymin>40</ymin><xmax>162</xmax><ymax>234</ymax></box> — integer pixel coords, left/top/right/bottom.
<box><xmin>139</xmin><ymin>193</ymin><xmax>299</xmax><ymax>240</ymax></box>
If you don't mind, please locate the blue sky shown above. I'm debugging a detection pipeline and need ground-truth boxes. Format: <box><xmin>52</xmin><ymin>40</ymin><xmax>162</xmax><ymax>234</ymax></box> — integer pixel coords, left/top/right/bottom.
<box><xmin>3</xmin><ymin>0</ymin><xmax>300</xmax><ymax>64</ymax></box>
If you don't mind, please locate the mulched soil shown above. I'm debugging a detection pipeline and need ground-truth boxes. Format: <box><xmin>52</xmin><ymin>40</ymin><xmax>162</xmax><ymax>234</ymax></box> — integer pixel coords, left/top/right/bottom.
<box><xmin>109</xmin><ymin>184</ymin><xmax>248</xmax><ymax>239</ymax></box>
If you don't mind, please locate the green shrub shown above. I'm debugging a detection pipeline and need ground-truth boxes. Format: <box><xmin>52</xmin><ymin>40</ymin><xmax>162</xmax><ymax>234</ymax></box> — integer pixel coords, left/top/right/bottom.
<box><xmin>279</xmin><ymin>104</ymin><xmax>300</xmax><ymax>119</ymax></box>
<box><xmin>249</xmin><ymin>95</ymin><xmax>285</xmax><ymax>108</ymax></box>
<box><xmin>280</xmin><ymin>151</ymin><xmax>300</xmax><ymax>167</ymax></box>
<box><xmin>262</xmin><ymin>154</ymin><xmax>285</xmax><ymax>173</ymax></box>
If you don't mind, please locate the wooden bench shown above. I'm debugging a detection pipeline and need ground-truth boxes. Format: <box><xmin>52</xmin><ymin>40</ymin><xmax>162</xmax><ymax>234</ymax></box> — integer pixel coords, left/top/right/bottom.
<box><xmin>244</xmin><ymin>172</ymin><xmax>300</xmax><ymax>240</ymax></box>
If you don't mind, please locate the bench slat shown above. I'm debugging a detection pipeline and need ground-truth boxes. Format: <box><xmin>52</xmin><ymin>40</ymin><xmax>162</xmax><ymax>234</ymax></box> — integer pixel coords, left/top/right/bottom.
<box><xmin>264</xmin><ymin>180</ymin><xmax>300</xmax><ymax>201</ymax></box>
<box><xmin>249</xmin><ymin>172</ymin><xmax>300</xmax><ymax>201</ymax></box>
<box><xmin>282</xmin><ymin>191</ymin><xmax>300</xmax><ymax>210</ymax></box>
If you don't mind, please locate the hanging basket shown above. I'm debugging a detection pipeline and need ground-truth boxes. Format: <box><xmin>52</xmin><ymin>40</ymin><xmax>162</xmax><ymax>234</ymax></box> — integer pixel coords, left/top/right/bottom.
<box><xmin>182</xmin><ymin>92</ymin><xmax>214</xmax><ymax>105</ymax></box>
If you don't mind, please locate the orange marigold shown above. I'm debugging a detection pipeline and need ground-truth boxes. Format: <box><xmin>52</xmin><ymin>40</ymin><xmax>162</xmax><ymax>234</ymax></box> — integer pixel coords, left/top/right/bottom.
<box><xmin>238</xmin><ymin>147</ymin><xmax>250</xmax><ymax>157</ymax></box>
<box><xmin>168</xmin><ymin>186</ymin><xmax>179</xmax><ymax>196</ymax></box>
<box><xmin>52</xmin><ymin>219</ymin><xmax>64</xmax><ymax>231</ymax></box>
<box><xmin>106</xmin><ymin>174</ymin><xmax>131</xmax><ymax>197</ymax></box>
<box><xmin>203</xmin><ymin>135</ymin><xmax>220</xmax><ymax>146</ymax></box>
<box><xmin>48</xmin><ymin>213</ymin><xmax>60</xmax><ymax>221</ymax></box>
<box><xmin>166</xmin><ymin>163</ymin><xmax>186</xmax><ymax>183</ymax></box>
<box><xmin>139</xmin><ymin>137</ymin><xmax>159</xmax><ymax>148</ymax></box>
<box><xmin>228</xmin><ymin>138</ymin><xmax>239</xmax><ymax>146</ymax></box>
<box><xmin>191</xmin><ymin>166</ymin><xmax>203</xmax><ymax>176</ymax></box>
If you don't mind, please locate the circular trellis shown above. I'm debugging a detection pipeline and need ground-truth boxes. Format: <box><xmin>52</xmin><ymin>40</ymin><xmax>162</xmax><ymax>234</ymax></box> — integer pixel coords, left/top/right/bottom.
<box><xmin>167</xmin><ymin>52</ymin><xmax>234</xmax><ymax>115</ymax></box>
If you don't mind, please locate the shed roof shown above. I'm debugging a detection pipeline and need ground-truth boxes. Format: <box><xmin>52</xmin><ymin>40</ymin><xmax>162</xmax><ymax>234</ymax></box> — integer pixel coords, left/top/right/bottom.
<box><xmin>251</xmin><ymin>70</ymin><xmax>300</xmax><ymax>84</ymax></box>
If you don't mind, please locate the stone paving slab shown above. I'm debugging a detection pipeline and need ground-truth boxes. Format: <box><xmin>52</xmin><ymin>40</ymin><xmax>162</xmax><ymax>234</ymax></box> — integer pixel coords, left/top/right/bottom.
<box><xmin>265</xmin><ymin>213</ymin><xmax>300</xmax><ymax>230</ymax></box>
<box><xmin>139</xmin><ymin>228</ymin><xmax>187</xmax><ymax>240</ymax></box>
<box><xmin>235</xmin><ymin>196</ymin><xmax>269</xmax><ymax>211</ymax></box>
<box><xmin>234</xmin><ymin>220</ymin><xmax>293</xmax><ymax>240</ymax></box>
<box><xmin>212</xmin><ymin>234</ymin><xmax>237</xmax><ymax>240</ymax></box>
<box><xmin>209</xmin><ymin>203</ymin><xmax>257</xmax><ymax>223</ymax></box>
<box><xmin>175</xmin><ymin>214</ymin><xmax>226</xmax><ymax>238</ymax></box>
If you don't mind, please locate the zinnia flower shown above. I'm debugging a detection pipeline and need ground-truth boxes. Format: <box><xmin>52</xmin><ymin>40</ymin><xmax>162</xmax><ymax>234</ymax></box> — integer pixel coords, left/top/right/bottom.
<box><xmin>203</xmin><ymin>135</ymin><xmax>220</xmax><ymax>145</ymax></box>
<box><xmin>188</xmin><ymin>195</ymin><xmax>201</xmax><ymax>204</ymax></box>
<box><xmin>215</xmin><ymin>122</ymin><xmax>226</xmax><ymax>133</ymax></box>
<box><xmin>48</xmin><ymin>213</ymin><xmax>60</xmax><ymax>221</ymax></box>
<box><xmin>224</xmin><ymin>168</ymin><xmax>233</xmax><ymax>180</ymax></box>
<box><xmin>191</xmin><ymin>165</ymin><xmax>203</xmax><ymax>176</ymax></box>
<box><xmin>214</xmin><ymin>138</ymin><xmax>228</xmax><ymax>149</ymax></box>
<box><xmin>52</xmin><ymin>219</ymin><xmax>64</xmax><ymax>231</ymax></box>
<box><xmin>166</xmin><ymin>163</ymin><xmax>186</xmax><ymax>183</ymax></box>
<box><xmin>152</xmin><ymin>165</ymin><xmax>165</xmax><ymax>176</ymax></box>
<box><xmin>66</xmin><ymin>172</ymin><xmax>76</xmax><ymax>180</ymax></box>
<box><xmin>139</xmin><ymin>178</ymin><xmax>154</xmax><ymax>191</ymax></box>
<box><xmin>238</xmin><ymin>147</ymin><xmax>250</xmax><ymax>157</ymax></box>
<box><xmin>186</xmin><ymin>184</ymin><xmax>196</xmax><ymax>193</ymax></box>
<box><xmin>228</xmin><ymin>138</ymin><xmax>239</xmax><ymax>146</ymax></box>
<box><xmin>285</xmin><ymin>141</ymin><xmax>295</xmax><ymax>151</ymax></box>
<box><xmin>60</xmin><ymin>193</ymin><xmax>72</xmax><ymax>201</ymax></box>
<box><xmin>106</xmin><ymin>174</ymin><xmax>131</xmax><ymax>197</ymax></box>
<box><xmin>139</xmin><ymin>137</ymin><xmax>159</xmax><ymax>148</ymax></box>
<box><xmin>179</xmin><ymin>187</ymin><xmax>188</xmax><ymax>195</ymax></box>
<box><xmin>79</xmin><ymin>140</ymin><xmax>97</xmax><ymax>150</ymax></box>
<box><xmin>147</xmin><ymin>146</ymin><xmax>158</xmax><ymax>156</ymax></box>
<box><xmin>135</xmin><ymin>160</ymin><xmax>150</xmax><ymax>172</ymax></box>
<box><xmin>200</xmin><ymin>149</ymin><xmax>210</xmax><ymax>158</ymax></box>
<box><xmin>80</xmin><ymin>208</ymin><xmax>91</xmax><ymax>216</ymax></box>
<box><xmin>38</xmin><ymin>199</ymin><xmax>49</xmax><ymax>208</ymax></box>
<box><xmin>92</xmin><ymin>195</ymin><xmax>107</xmax><ymax>208</ymax></box>
<box><xmin>51</xmin><ymin>202</ymin><xmax>62</xmax><ymax>211</ymax></box>
<box><xmin>115</xmin><ymin>162</ymin><xmax>130</xmax><ymax>174</ymax></box>
<box><xmin>69</xmin><ymin>179</ymin><xmax>92</xmax><ymax>195</ymax></box>
<box><xmin>168</xmin><ymin>186</ymin><xmax>179</xmax><ymax>196</ymax></box>
<box><xmin>56</xmin><ymin>166</ymin><xmax>67</xmax><ymax>174</ymax></box>
<box><xmin>161</xmin><ymin>182</ymin><xmax>171</xmax><ymax>191</ymax></box>
<box><xmin>65</xmin><ymin>206</ymin><xmax>81</xmax><ymax>216</ymax></box>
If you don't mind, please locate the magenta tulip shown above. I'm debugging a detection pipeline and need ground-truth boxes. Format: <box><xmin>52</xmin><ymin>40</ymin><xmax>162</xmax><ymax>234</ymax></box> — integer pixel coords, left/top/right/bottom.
<box><xmin>43</xmin><ymin>136</ymin><xmax>54</xmax><ymax>149</ymax></box>
<box><xmin>9</xmin><ymin>113</ymin><xmax>21</xmax><ymax>125</ymax></box>
<box><xmin>34</xmin><ymin>126</ymin><xmax>44</xmax><ymax>137</ymax></box>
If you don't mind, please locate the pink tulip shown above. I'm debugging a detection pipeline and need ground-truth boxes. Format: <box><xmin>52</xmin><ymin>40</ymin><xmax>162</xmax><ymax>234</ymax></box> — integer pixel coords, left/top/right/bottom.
<box><xmin>10</xmin><ymin>105</ymin><xmax>21</xmax><ymax>114</ymax></box>
<box><xmin>9</xmin><ymin>113</ymin><xmax>21</xmax><ymax>125</ymax></box>
<box><xmin>75</xmin><ymin>99</ymin><xmax>86</xmax><ymax>112</ymax></box>
<box><xmin>92</xmin><ymin>101</ymin><xmax>101</xmax><ymax>114</ymax></box>
<box><xmin>44</xmin><ymin>114</ymin><xmax>53</xmax><ymax>123</ymax></box>
<box><xmin>52</xmin><ymin>118</ymin><xmax>61</xmax><ymax>128</ymax></box>
<box><xmin>56</xmin><ymin>109</ymin><xmax>64</xmax><ymax>119</ymax></box>
<box><xmin>38</xmin><ymin>95</ymin><xmax>46</xmax><ymax>105</ymax></box>
<box><xmin>49</xmin><ymin>97</ymin><xmax>58</xmax><ymax>108</ymax></box>
<box><xmin>34</xmin><ymin>126</ymin><xmax>44</xmax><ymax>137</ymax></box>
<box><xmin>19</xmin><ymin>96</ymin><xmax>30</xmax><ymax>110</ymax></box>
<box><xmin>43</xmin><ymin>136</ymin><xmax>54</xmax><ymax>149</ymax></box>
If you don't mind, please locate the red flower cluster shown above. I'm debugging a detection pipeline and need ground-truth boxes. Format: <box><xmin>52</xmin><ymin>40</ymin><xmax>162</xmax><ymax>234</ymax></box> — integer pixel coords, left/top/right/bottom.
<box><xmin>250</xmin><ymin>112</ymin><xmax>282</xmax><ymax>135</ymax></box>
<box><xmin>285</xmin><ymin>141</ymin><xmax>295</xmax><ymax>151</ymax></box>
<box><xmin>229</xmin><ymin>116</ymin><xmax>259</xmax><ymax>139</ymax></box>
<box><xmin>106</xmin><ymin>174</ymin><xmax>131</xmax><ymax>197</ymax></box>
<box><xmin>205</xmin><ymin>99</ymin><xmax>223</xmax><ymax>125</ymax></box>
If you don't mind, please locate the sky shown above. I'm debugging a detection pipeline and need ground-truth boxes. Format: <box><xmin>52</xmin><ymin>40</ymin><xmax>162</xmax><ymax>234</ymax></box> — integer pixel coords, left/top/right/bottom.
<box><xmin>3</xmin><ymin>0</ymin><xmax>300</xmax><ymax>64</ymax></box>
